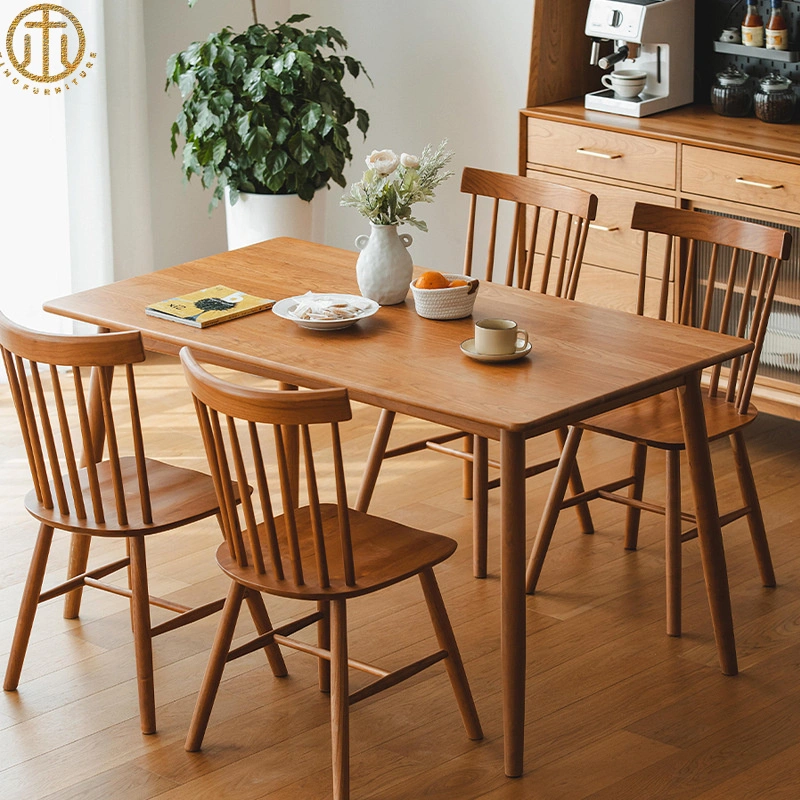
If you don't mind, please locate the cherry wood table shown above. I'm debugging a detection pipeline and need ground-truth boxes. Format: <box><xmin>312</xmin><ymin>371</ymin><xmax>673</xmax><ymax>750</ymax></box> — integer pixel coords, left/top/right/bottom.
<box><xmin>45</xmin><ymin>237</ymin><xmax>752</xmax><ymax>778</ymax></box>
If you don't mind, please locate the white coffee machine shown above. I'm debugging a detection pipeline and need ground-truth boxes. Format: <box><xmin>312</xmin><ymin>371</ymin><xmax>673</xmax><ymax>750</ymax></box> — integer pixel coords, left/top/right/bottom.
<box><xmin>585</xmin><ymin>0</ymin><xmax>695</xmax><ymax>118</ymax></box>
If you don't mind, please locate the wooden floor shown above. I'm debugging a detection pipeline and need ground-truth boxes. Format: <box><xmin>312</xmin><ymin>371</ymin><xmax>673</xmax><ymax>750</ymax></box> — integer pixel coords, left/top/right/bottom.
<box><xmin>2</xmin><ymin>354</ymin><xmax>800</xmax><ymax>799</ymax></box>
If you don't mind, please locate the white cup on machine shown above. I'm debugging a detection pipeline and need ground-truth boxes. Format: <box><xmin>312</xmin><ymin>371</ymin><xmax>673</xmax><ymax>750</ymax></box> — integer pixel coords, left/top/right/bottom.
<box><xmin>601</xmin><ymin>69</ymin><xmax>647</xmax><ymax>99</ymax></box>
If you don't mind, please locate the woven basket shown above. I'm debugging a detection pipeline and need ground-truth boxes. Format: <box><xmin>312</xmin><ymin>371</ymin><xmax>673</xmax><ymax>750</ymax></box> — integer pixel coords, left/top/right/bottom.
<box><xmin>410</xmin><ymin>274</ymin><xmax>480</xmax><ymax>320</ymax></box>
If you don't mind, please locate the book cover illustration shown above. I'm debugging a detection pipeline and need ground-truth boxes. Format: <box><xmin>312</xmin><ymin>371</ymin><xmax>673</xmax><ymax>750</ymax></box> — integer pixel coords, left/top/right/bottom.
<box><xmin>145</xmin><ymin>285</ymin><xmax>274</xmax><ymax>328</ymax></box>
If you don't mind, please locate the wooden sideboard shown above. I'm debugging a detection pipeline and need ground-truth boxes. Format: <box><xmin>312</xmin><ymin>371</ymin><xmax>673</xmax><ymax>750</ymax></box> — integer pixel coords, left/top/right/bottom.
<box><xmin>521</xmin><ymin>1</ymin><xmax>800</xmax><ymax>419</ymax></box>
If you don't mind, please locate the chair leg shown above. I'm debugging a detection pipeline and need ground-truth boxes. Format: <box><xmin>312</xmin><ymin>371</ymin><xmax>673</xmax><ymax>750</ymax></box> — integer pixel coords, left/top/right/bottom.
<box><xmin>330</xmin><ymin>599</ymin><xmax>350</xmax><ymax>800</ymax></box>
<box><xmin>462</xmin><ymin>435</ymin><xmax>474</xmax><ymax>500</ymax></box>
<box><xmin>317</xmin><ymin>600</ymin><xmax>331</xmax><ymax>693</ymax></box>
<box><xmin>665</xmin><ymin>450</ymin><xmax>682</xmax><ymax>637</ymax></box>
<box><xmin>473</xmin><ymin>435</ymin><xmax>489</xmax><ymax>579</ymax></box>
<box><xmin>526</xmin><ymin>427</ymin><xmax>584</xmax><ymax>594</ymax></box>
<box><xmin>731</xmin><ymin>429</ymin><xmax>776</xmax><ymax>588</ymax></box>
<box><xmin>129</xmin><ymin>536</ymin><xmax>156</xmax><ymax>734</ymax></box>
<box><xmin>419</xmin><ymin>568</ymin><xmax>483</xmax><ymax>740</ymax></box>
<box><xmin>556</xmin><ymin>427</ymin><xmax>594</xmax><ymax>535</ymax></box>
<box><xmin>63</xmin><ymin>532</ymin><xmax>92</xmax><ymax>619</ymax></box>
<box><xmin>4</xmin><ymin>524</ymin><xmax>54</xmax><ymax>691</ymax></box>
<box><xmin>624</xmin><ymin>443</ymin><xmax>649</xmax><ymax>550</ymax></box>
<box><xmin>355</xmin><ymin>409</ymin><xmax>396</xmax><ymax>513</ymax></box>
<box><xmin>186</xmin><ymin>581</ymin><xmax>247</xmax><ymax>752</ymax></box>
<box><xmin>244</xmin><ymin>590</ymin><xmax>288</xmax><ymax>677</ymax></box>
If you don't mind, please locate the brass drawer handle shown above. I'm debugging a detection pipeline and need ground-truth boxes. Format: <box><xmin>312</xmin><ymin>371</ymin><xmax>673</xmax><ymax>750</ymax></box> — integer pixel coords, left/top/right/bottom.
<box><xmin>589</xmin><ymin>223</ymin><xmax>620</xmax><ymax>232</ymax></box>
<box><xmin>576</xmin><ymin>148</ymin><xmax>623</xmax><ymax>160</ymax></box>
<box><xmin>735</xmin><ymin>177</ymin><xmax>784</xmax><ymax>190</ymax></box>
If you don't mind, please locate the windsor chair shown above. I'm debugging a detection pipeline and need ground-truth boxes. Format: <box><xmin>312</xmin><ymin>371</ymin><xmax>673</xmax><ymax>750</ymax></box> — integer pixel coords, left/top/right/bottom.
<box><xmin>357</xmin><ymin>166</ymin><xmax>598</xmax><ymax>577</ymax></box>
<box><xmin>179</xmin><ymin>347</ymin><xmax>482</xmax><ymax>800</ymax></box>
<box><xmin>0</xmin><ymin>312</ymin><xmax>273</xmax><ymax>733</ymax></box>
<box><xmin>525</xmin><ymin>203</ymin><xmax>792</xmax><ymax>636</ymax></box>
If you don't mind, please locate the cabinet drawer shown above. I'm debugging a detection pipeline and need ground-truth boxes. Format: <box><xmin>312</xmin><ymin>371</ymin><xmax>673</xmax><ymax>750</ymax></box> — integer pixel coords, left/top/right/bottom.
<box><xmin>527</xmin><ymin>118</ymin><xmax>676</xmax><ymax>189</ymax></box>
<box><xmin>682</xmin><ymin>146</ymin><xmax>800</xmax><ymax>215</ymax></box>
<box><xmin>527</xmin><ymin>170</ymin><xmax>675</xmax><ymax>276</ymax></box>
<box><xmin>573</xmin><ymin>263</ymin><xmax>674</xmax><ymax>320</ymax></box>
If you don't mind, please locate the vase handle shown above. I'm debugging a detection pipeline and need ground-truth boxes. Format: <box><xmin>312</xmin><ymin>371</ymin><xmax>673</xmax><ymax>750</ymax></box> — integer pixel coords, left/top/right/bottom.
<box><xmin>399</xmin><ymin>233</ymin><xmax>413</xmax><ymax>248</ymax></box>
<box><xmin>355</xmin><ymin>234</ymin><xmax>370</xmax><ymax>251</ymax></box>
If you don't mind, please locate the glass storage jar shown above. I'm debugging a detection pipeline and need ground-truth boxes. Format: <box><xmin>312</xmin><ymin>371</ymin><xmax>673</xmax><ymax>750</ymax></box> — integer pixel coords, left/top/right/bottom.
<box><xmin>710</xmin><ymin>66</ymin><xmax>752</xmax><ymax>117</ymax></box>
<box><xmin>753</xmin><ymin>72</ymin><xmax>796</xmax><ymax>123</ymax></box>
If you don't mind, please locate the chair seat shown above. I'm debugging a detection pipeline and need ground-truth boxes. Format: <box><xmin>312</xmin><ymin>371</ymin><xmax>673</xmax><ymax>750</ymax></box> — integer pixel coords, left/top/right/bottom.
<box><xmin>26</xmin><ymin>457</ymin><xmax>221</xmax><ymax>535</ymax></box>
<box><xmin>217</xmin><ymin>504</ymin><xmax>458</xmax><ymax>600</ymax></box>
<box><xmin>581</xmin><ymin>391</ymin><xmax>757</xmax><ymax>449</ymax></box>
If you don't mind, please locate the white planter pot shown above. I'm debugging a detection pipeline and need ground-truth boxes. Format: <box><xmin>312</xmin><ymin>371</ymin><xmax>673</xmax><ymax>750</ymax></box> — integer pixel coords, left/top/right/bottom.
<box><xmin>355</xmin><ymin>224</ymin><xmax>414</xmax><ymax>305</ymax></box>
<box><xmin>224</xmin><ymin>187</ymin><xmax>326</xmax><ymax>250</ymax></box>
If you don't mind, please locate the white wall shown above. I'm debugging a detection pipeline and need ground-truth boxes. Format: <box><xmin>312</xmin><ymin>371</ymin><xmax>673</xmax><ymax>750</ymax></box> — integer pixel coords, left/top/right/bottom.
<box><xmin>145</xmin><ymin>0</ymin><xmax>533</xmax><ymax>274</ymax></box>
<box><xmin>299</xmin><ymin>1</ymin><xmax>533</xmax><ymax>274</ymax></box>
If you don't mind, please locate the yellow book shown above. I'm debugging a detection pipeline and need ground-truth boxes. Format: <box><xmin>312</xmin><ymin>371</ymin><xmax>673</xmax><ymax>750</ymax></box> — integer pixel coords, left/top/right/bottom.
<box><xmin>145</xmin><ymin>285</ymin><xmax>274</xmax><ymax>328</ymax></box>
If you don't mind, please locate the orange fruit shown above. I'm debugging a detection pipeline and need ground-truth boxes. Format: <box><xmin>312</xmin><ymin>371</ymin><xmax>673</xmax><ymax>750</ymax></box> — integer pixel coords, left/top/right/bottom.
<box><xmin>448</xmin><ymin>279</ymin><xmax>467</xmax><ymax>287</ymax></box>
<box><xmin>415</xmin><ymin>270</ymin><xmax>450</xmax><ymax>290</ymax></box>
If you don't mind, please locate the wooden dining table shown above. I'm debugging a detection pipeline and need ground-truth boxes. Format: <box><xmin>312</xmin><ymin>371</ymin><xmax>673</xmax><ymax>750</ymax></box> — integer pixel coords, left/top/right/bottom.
<box><xmin>44</xmin><ymin>237</ymin><xmax>752</xmax><ymax>778</ymax></box>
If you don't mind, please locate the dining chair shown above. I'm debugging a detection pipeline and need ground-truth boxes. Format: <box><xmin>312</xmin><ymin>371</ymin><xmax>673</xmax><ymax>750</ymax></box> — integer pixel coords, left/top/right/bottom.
<box><xmin>525</xmin><ymin>203</ymin><xmax>792</xmax><ymax>636</ymax></box>
<box><xmin>0</xmin><ymin>312</ymin><xmax>263</xmax><ymax>734</ymax></box>
<box><xmin>179</xmin><ymin>347</ymin><xmax>482</xmax><ymax>800</ymax></box>
<box><xmin>356</xmin><ymin>166</ymin><xmax>599</xmax><ymax>577</ymax></box>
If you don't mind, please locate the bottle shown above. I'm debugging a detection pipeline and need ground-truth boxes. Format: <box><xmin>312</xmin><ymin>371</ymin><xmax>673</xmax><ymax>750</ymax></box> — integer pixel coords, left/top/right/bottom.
<box><xmin>766</xmin><ymin>0</ymin><xmax>789</xmax><ymax>50</ymax></box>
<box><xmin>742</xmin><ymin>2</ymin><xmax>765</xmax><ymax>47</ymax></box>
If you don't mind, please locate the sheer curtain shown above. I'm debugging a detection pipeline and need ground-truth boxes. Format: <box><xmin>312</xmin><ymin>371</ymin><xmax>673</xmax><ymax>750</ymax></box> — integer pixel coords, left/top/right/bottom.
<box><xmin>0</xmin><ymin>0</ymin><xmax>152</xmax><ymax>332</ymax></box>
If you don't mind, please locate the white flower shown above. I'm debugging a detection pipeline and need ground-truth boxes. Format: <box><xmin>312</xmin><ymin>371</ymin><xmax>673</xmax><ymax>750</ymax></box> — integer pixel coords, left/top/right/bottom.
<box><xmin>400</xmin><ymin>153</ymin><xmax>420</xmax><ymax>169</ymax></box>
<box><xmin>366</xmin><ymin>149</ymin><xmax>400</xmax><ymax>176</ymax></box>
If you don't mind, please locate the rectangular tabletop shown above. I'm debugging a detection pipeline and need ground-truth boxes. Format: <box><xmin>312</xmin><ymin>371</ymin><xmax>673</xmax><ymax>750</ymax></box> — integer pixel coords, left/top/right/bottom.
<box><xmin>45</xmin><ymin>237</ymin><xmax>750</xmax><ymax>441</ymax></box>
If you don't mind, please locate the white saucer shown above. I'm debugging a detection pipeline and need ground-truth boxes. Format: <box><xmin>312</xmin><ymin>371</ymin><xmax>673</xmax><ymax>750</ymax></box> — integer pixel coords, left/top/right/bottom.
<box><xmin>460</xmin><ymin>338</ymin><xmax>532</xmax><ymax>363</ymax></box>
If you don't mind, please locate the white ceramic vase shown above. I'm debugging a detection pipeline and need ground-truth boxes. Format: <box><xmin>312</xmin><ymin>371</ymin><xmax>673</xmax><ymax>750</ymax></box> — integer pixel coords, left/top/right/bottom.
<box><xmin>224</xmin><ymin>187</ymin><xmax>326</xmax><ymax>250</ymax></box>
<box><xmin>355</xmin><ymin>224</ymin><xmax>414</xmax><ymax>305</ymax></box>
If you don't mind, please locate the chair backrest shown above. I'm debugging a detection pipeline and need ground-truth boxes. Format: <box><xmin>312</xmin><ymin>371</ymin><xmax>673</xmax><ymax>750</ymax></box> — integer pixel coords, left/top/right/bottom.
<box><xmin>179</xmin><ymin>347</ymin><xmax>357</xmax><ymax>588</ymax></box>
<box><xmin>630</xmin><ymin>203</ymin><xmax>793</xmax><ymax>414</ymax></box>
<box><xmin>0</xmin><ymin>311</ymin><xmax>151</xmax><ymax>525</ymax></box>
<box><xmin>460</xmin><ymin>167</ymin><xmax>598</xmax><ymax>298</ymax></box>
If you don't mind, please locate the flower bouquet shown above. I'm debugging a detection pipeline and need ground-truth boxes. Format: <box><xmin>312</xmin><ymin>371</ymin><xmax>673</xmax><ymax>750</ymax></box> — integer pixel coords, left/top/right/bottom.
<box><xmin>340</xmin><ymin>141</ymin><xmax>454</xmax><ymax>231</ymax></box>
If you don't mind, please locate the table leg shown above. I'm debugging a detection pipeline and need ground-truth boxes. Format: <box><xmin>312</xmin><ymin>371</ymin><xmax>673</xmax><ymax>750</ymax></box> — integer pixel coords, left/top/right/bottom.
<box><xmin>64</xmin><ymin>363</ymin><xmax>109</xmax><ymax>619</ymax></box>
<box><xmin>500</xmin><ymin>429</ymin><xmax>527</xmax><ymax>777</ymax></box>
<box><xmin>677</xmin><ymin>371</ymin><xmax>738</xmax><ymax>676</ymax></box>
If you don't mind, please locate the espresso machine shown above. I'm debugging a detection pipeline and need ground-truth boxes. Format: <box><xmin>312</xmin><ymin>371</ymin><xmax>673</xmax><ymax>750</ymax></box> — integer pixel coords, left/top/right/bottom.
<box><xmin>585</xmin><ymin>0</ymin><xmax>695</xmax><ymax>118</ymax></box>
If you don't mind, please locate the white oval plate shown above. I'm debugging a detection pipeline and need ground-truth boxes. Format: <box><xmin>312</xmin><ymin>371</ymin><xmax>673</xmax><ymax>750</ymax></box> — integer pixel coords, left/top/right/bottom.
<box><xmin>272</xmin><ymin>294</ymin><xmax>379</xmax><ymax>330</ymax></box>
<box><xmin>460</xmin><ymin>338</ymin><xmax>532</xmax><ymax>363</ymax></box>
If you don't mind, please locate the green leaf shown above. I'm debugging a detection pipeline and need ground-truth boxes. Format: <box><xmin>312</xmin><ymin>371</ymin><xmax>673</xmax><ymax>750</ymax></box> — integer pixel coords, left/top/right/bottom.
<box><xmin>356</xmin><ymin>108</ymin><xmax>369</xmax><ymax>136</ymax></box>
<box><xmin>177</xmin><ymin>70</ymin><xmax>196</xmax><ymax>98</ymax></box>
<box><xmin>248</xmin><ymin>126</ymin><xmax>273</xmax><ymax>160</ymax></box>
<box><xmin>165</xmin><ymin>52</ymin><xmax>178</xmax><ymax>80</ymax></box>
<box><xmin>267</xmin><ymin>150</ymin><xmax>288</xmax><ymax>175</ymax></box>
<box><xmin>288</xmin><ymin>131</ymin><xmax>313</xmax><ymax>165</ymax></box>
<box><xmin>344</xmin><ymin>55</ymin><xmax>359</xmax><ymax>79</ymax></box>
<box><xmin>212</xmin><ymin>139</ymin><xmax>227</xmax><ymax>166</ymax></box>
<box><xmin>299</xmin><ymin>102</ymin><xmax>322</xmax><ymax>132</ymax></box>
<box><xmin>274</xmin><ymin>117</ymin><xmax>291</xmax><ymax>146</ymax></box>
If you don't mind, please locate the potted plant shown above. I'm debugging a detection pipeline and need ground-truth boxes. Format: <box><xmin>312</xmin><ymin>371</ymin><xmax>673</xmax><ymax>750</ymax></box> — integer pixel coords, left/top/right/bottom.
<box><xmin>166</xmin><ymin>3</ymin><xmax>370</xmax><ymax>248</ymax></box>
